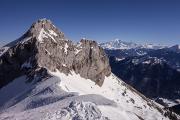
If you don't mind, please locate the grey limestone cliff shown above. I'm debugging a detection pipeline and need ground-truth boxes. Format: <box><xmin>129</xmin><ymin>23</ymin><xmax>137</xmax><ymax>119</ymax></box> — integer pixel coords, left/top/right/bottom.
<box><xmin>0</xmin><ymin>19</ymin><xmax>111</xmax><ymax>88</ymax></box>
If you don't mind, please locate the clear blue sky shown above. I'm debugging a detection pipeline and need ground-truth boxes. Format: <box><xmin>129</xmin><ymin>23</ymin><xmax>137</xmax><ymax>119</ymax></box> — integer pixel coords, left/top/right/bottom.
<box><xmin>0</xmin><ymin>0</ymin><xmax>180</xmax><ymax>46</ymax></box>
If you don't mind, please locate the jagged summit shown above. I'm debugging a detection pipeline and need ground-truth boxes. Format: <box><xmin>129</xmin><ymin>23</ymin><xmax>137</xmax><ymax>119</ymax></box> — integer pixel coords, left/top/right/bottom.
<box><xmin>26</xmin><ymin>18</ymin><xmax>65</xmax><ymax>43</ymax></box>
<box><xmin>0</xmin><ymin>19</ymin><xmax>111</xmax><ymax>88</ymax></box>
<box><xmin>31</xmin><ymin>18</ymin><xmax>53</xmax><ymax>29</ymax></box>
<box><xmin>30</xmin><ymin>18</ymin><xmax>57</xmax><ymax>33</ymax></box>
<box><xmin>4</xmin><ymin>19</ymin><xmax>65</xmax><ymax>48</ymax></box>
<box><xmin>29</xmin><ymin>18</ymin><xmax>64</xmax><ymax>39</ymax></box>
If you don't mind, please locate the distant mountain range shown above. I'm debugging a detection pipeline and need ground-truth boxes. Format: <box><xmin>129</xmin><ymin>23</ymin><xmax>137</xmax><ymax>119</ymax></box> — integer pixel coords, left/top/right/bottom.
<box><xmin>100</xmin><ymin>39</ymin><xmax>180</xmax><ymax>115</ymax></box>
<box><xmin>99</xmin><ymin>39</ymin><xmax>179</xmax><ymax>50</ymax></box>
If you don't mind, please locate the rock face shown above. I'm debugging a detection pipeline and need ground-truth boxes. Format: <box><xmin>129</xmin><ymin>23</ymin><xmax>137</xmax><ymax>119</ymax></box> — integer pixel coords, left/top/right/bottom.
<box><xmin>0</xmin><ymin>19</ymin><xmax>111</xmax><ymax>88</ymax></box>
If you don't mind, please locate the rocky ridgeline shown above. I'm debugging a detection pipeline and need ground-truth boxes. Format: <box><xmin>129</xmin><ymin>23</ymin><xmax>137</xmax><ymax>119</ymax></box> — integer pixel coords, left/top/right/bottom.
<box><xmin>0</xmin><ymin>19</ymin><xmax>111</xmax><ymax>88</ymax></box>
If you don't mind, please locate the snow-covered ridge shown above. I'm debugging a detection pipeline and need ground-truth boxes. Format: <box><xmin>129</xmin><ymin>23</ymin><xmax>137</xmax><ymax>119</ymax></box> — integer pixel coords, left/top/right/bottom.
<box><xmin>0</xmin><ymin>69</ymin><xmax>178</xmax><ymax>120</ymax></box>
<box><xmin>49</xmin><ymin>70</ymin><xmax>170</xmax><ymax>120</ymax></box>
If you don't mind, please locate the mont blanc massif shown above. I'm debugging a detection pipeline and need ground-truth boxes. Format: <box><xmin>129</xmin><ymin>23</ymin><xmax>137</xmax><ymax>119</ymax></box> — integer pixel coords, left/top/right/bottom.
<box><xmin>0</xmin><ymin>19</ymin><xmax>179</xmax><ymax>120</ymax></box>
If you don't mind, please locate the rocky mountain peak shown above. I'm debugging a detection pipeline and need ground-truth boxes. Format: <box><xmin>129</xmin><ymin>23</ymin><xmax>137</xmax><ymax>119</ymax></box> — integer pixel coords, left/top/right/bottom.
<box><xmin>30</xmin><ymin>19</ymin><xmax>57</xmax><ymax>33</ymax></box>
<box><xmin>31</xmin><ymin>18</ymin><xmax>53</xmax><ymax>29</ymax></box>
<box><xmin>79</xmin><ymin>39</ymin><xmax>98</xmax><ymax>48</ymax></box>
<box><xmin>0</xmin><ymin>19</ymin><xmax>111</xmax><ymax>88</ymax></box>
<box><xmin>3</xmin><ymin>19</ymin><xmax>66</xmax><ymax>48</ymax></box>
<box><xmin>26</xmin><ymin>18</ymin><xmax>65</xmax><ymax>42</ymax></box>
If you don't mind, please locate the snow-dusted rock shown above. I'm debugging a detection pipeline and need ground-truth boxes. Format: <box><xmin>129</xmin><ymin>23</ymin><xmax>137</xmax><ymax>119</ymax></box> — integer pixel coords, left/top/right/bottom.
<box><xmin>0</xmin><ymin>19</ymin><xmax>111</xmax><ymax>88</ymax></box>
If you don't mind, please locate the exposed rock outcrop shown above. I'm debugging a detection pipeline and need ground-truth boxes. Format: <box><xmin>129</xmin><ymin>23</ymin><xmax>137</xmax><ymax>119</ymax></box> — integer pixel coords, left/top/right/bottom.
<box><xmin>0</xmin><ymin>19</ymin><xmax>111</xmax><ymax>88</ymax></box>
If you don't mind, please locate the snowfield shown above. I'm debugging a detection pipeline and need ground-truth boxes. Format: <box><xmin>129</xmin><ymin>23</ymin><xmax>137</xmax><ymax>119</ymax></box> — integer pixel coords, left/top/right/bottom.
<box><xmin>0</xmin><ymin>70</ymin><xmax>177</xmax><ymax>120</ymax></box>
<box><xmin>50</xmin><ymin>70</ymin><xmax>169</xmax><ymax>120</ymax></box>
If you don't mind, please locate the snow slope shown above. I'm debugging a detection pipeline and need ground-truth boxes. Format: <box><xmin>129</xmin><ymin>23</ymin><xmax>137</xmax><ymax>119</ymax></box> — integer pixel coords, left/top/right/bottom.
<box><xmin>0</xmin><ymin>76</ymin><xmax>30</xmax><ymax>107</ymax></box>
<box><xmin>0</xmin><ymin>76</ymin><xmax>112</xmax><ymax>119</ymax></box>
<box><xmin>50</xmin><ymin>70</ymin><xmax>169</xmax><ymax>120</ymax></box>
<box><xmin>0</xmin><ymin>69</ymin><xmax>179</xmax><ymax>120</ymax></box>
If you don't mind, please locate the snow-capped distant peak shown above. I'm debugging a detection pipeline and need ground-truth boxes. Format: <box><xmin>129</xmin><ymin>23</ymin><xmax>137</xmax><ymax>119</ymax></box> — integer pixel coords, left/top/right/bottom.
<box><xmin>100</xmin><ymin>39</ymin><xmax>167</xmax><ymax>50</ymax></box>
<box><xmin>99</xmin><ymin>39</ymin><xmax>140</xmax><ymax>50</ymax></box>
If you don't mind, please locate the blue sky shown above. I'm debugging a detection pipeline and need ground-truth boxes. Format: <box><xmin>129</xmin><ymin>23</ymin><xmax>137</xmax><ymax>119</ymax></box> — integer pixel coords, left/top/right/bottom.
<box><xmin>0</xmin><ymin>0</ymin><xmax>180</xmax><ymax>46</ymax></box>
